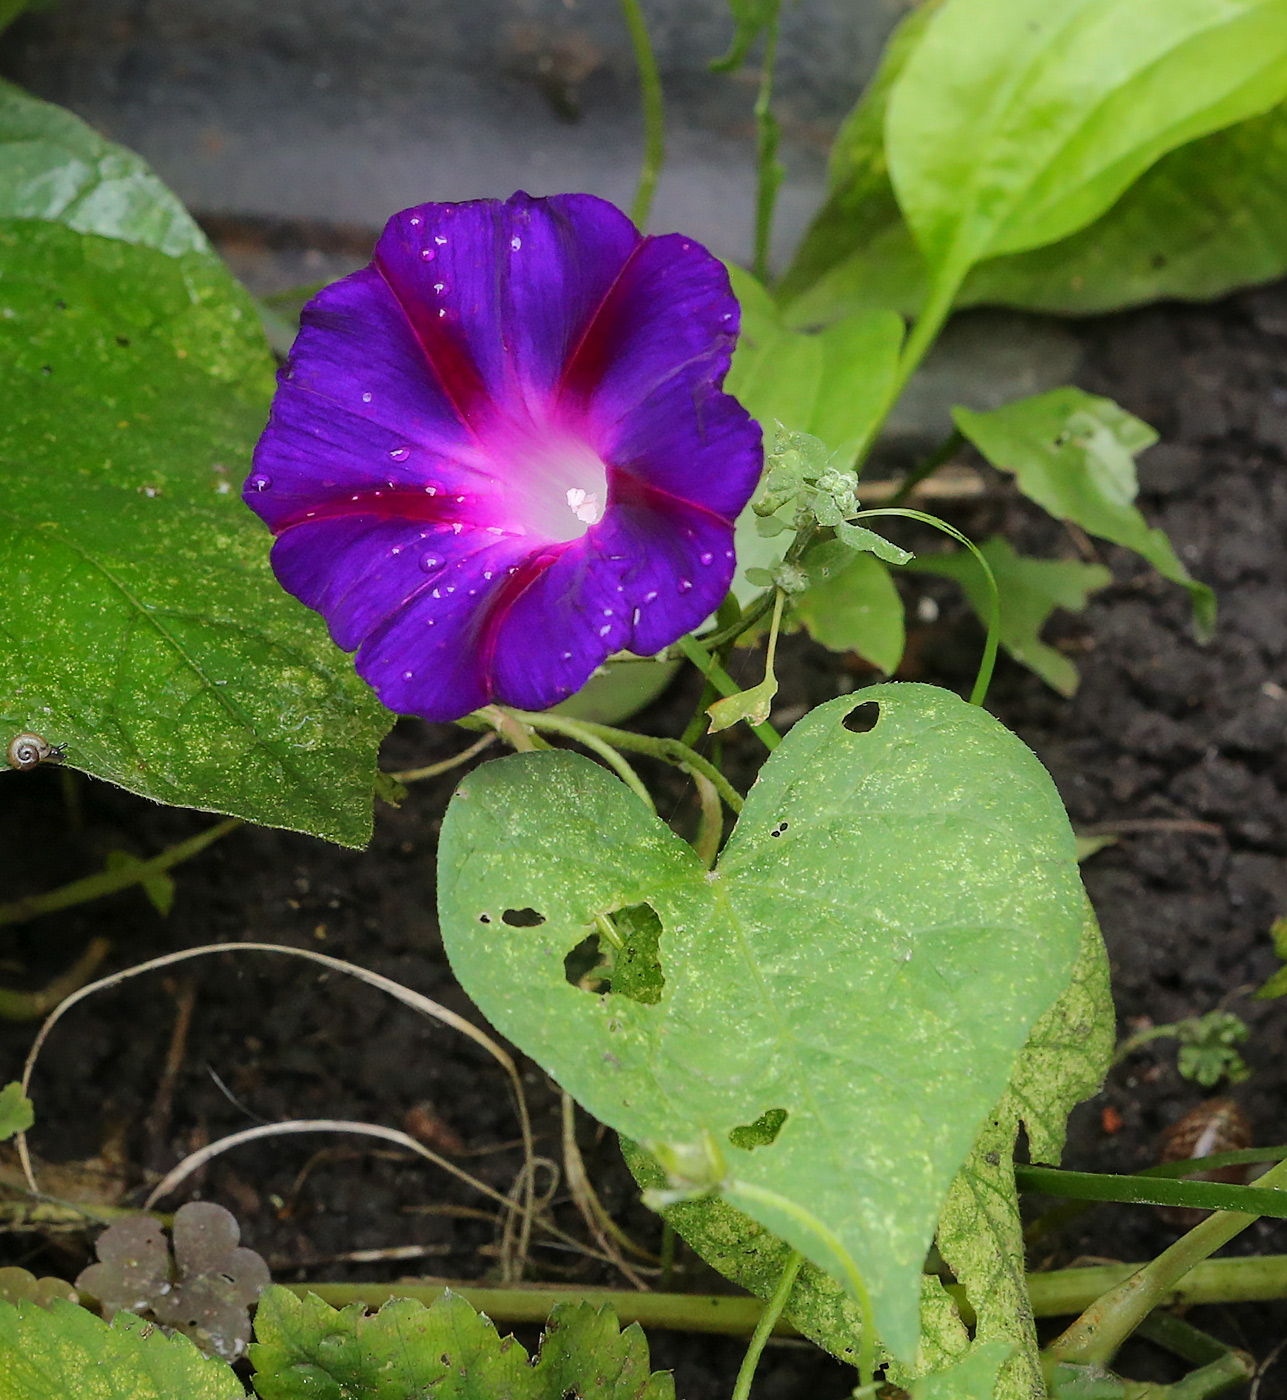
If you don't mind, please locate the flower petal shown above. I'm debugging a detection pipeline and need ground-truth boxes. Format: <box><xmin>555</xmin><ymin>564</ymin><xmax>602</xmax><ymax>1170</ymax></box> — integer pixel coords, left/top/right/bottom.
<box><xmin>373</xmin><ymin>192</ymin><xmax>642</xmax><ymax>414</ymax></box>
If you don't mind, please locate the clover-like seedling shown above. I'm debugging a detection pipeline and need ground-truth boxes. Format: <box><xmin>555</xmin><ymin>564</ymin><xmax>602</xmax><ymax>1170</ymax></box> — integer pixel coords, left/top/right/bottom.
<box><xmin>0</xmin><ymin>1266</ymin><xmax>77</xmax><ymax>1309</ymax></box>
<box><xmin>76</xmin><ymin>1202</ymin><xmax>270</xmax><ymax>1360</ymax></box>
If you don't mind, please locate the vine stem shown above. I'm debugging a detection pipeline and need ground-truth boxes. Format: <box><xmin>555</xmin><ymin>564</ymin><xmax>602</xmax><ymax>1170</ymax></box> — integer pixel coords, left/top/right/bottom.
<box><xmin>499</xmin><ymin>708</ymin><xmax>743</xmax><ymax>816</ymax></box>
<box><xmin>619</xmin><ymin>0</ymin><xmax>666</xmax><ymax>229</ymax></box>
<box><xmin>0</xmin><ymin>817</ymin><xmax>240</xmax><ymax>928</ymax></box>
<box><xmin>751</xmin><ymin>3</ymin><xmax>784</xmax><ymax>283</ymax></box>
<box><xmin>260</xmin><ymin>1254</ymin><xmax>1287</xmax><ymax>1337</ymax></box>
<box><xmin>731</xmin><ymin>1250</ymin><xmax>803</xmax><ymax>1400</ymax></box>
<box><xmin>1047</xmin><ymin>1154</ymin><xmax>1287</xmax><ymax>1365</ymax></box>
<box><xmin>674</xmin><ymin>635</ymin><xmax>782</xmax><ymax>750</ymax></box>
<box><xmin>852</xmin><ymin>507</ymin><xmax>1000</xmax><ymax>705</ymax></box>
<box><xmin>724</xmin><ymin>1179</ymin><xmax>877</xmax><ymax>1386</ymax></box>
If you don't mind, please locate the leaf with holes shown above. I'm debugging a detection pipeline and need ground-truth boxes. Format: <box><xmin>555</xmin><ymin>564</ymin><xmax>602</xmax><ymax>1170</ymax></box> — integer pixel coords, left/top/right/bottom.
<box><xmin>954</xmin><ymin>390</ymin><xmax>1215</xmax><ymax>641</ymax></box>
<box><xmin>249</xmin><ymin>1287</ymin><xmax>673</xmax><ymax>1400</ymax></box>
<box><xmin>0</xmin><ymin>220</ymin><xmax>391</xmax><ymax>845</ymax></box>
<box><xmin>928</xmin><ymin>900</ymin><xmax>1113</xmax><ymax>1400</ymax></box>
<box><xmin>439</xmin><ymin>683</ymin><xmax>1085</xmax><ymax>1360</ymax></box>
<box><xmin>0</xmin><ymin>1301</ymin><xmax>245</xmax><ymax>1400</ymax></box>
<box><xmin>905</xmin><ymin>539</ymin><xmax>1110</xmax><ymax>696</ymax></box>
<box><xmin>885</xmin><ymin>0</ymin><xmax>1287</xmax><ymax>297</ymax></box>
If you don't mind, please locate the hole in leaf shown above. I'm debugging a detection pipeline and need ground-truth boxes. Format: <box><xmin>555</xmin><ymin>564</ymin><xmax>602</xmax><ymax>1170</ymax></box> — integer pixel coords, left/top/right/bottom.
<box><xmin>842</xmin><ymin>700</ymin><xmax>880</xmax><ymax>734</ymax></box>
<box><xmin>728</xmin><ymin>1107</ymin><xmax>788</xmax><ymax>1151</ymax></box>
<box><xmin>563</xmin><ymin>903</ymin><xmax>666</xmax><ymax>1004</ymax></box>
<box><xmin>477</xmin><ymin>913</ymin><xmax>492</xmax><ymax>924</ymax></box>
<box><xmin>603</xmin><ymin>902</ymin><xmax>665</xmax><ymax>1006</ymax></box>
<box><xmin>564</xmin><ymin>933</ymin><xmax>611</xmax><ymax>993</ymax></box>
<box><xmin>502</xmin><ymin>907</ymin><xmax>545</xmax><ymax>927</ymax></box>
<box><xmin>769</xmin><ymin>820</ymin><xmax>788</xmax><ymax>838</ymax></box>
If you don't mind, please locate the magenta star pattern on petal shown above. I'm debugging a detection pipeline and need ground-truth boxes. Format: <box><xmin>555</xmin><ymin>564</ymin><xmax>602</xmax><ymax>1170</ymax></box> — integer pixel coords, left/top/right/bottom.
<box><xmin>244</xmin><ymin>191</ymin><xmax>763</xmax><ymax>721</ymax></box>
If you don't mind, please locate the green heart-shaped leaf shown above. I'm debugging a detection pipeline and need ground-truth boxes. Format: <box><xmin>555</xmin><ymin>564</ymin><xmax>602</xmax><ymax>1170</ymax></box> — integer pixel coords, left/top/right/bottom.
<box><xmin>437</xmin><ymin>683</ymin><xmax>1084</xmax><ymax>1359</ymax></box>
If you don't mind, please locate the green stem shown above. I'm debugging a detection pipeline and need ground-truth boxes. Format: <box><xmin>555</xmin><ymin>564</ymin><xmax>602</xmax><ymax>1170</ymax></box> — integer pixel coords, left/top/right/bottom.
<box><xmin>497</xmin><ymin>708</ymin><xmax>655</xmax><ymax>812</ymax></box>
<box><xmin>594</xmin><ymin>912</ymin><xmax>626</xmax><ymax>954</ymax></box>
<box><xmin>852</xmin><ymin>507</ymin><xmax>999</xmax><ymax>705</ymax></box>
<box><xmin>853</xmin><ymin>267</ymin><xmax>965</xmax><ymax>473</ymax></box>
<box><xmin>674</xmin><ymin>635</ymin><xmax>782</xmax><ymax>750</ymax></box>
<box><xmin>619</xmin><ymin>0</ymin><xmax>666</xmax><ymax>229</ymax></box>
<box><xmin>1016</xmin><ymin>1164</ymin><xmax>1287</xmax><ymax>1218</ymax></box>
<box><xmin>751</xmin><ymin>4</ymin><xmax>784</xmax><ymax>283</ymax></box>
<box><xmin>725</xmin><ymin>1179</ymin><xmax>876</xmax><ymax>1387</ymax></box>
<box><xmin>0</xmin><ymin>938</ymin><xmax>111</xmax><ymax>1023</ymax></box>
<box><xmin>388</xmin><ymin>733</ymin><xmax>497</xmax><ymax>783</ymax></box>
<box><xmin>0</xmin><ymin>818</ymin><xmax>241</xmax><ymax>928</ymax></box>
<box><xmin>1047</xmin><ymin>1155</ymin><xmax>1287</xmax><ymax>1365</ymax></box>
<box><xmin>690</xmin><ymin>770</ymin><xmax>724</xmax><ymax>867</ymax></box>
<box><xmin>269</xmin><ymin>1255</ymin><xmax>1287</xmax><ymax>1342</ymax></box>
<box><xmin>887</xmin><ymin>429</ymin><xmax>966</xmax><ymax>508</ymax></box>
<box><xmin>700</xmin><ymin>588</ymin><xmax>778</xmax><ymax>653</ymax></box>
<box><xmin>731</xmin><ymin>1250</ymin><xmax>803</xmax><ymax>1400</ymax></box>
<box><xmin>504</xmin><ymin>709</ymin><xmax>743</xmax><ymax>815</ymax></box>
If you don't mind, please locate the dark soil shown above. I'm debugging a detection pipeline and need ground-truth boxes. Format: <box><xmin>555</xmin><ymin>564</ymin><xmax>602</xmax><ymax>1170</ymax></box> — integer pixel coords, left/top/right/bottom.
<box><xmin>2</xmin><ymin>276</ymin><xmax>1285</xmax><ymax>1398</ymax></box>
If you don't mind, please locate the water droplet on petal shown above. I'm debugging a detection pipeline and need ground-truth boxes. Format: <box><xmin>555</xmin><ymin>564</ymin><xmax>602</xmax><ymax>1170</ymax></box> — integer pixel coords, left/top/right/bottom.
<box><xmin>483</xmin><ymin>570</ymin><xmax>493</xmax><ymax>580</ymax></box>
<box><xmin>452</xmin><ymin>522</ymin><xmax>463</xmax><ymax>534</ymax></box>
<box><xmin>435</xmin><ymin>234</ymin><xmax>448</xmax><ymax>245</ymax></box>
<box><xmin>438</xmin><ymin>309</ymin><xmax>447</xmax><ymax>319</ymax></box>
<box><xmin>510</xmin><ymin>235</ymin><xmax>522</xmax><ymax>251</ymax></box>
<box><xmin>433</xmin><ymin>282</ymin><xmax>445</xmax><ymax>294</ymax></box>
<box><xmin>678</xmin><ymin>579</ymin><xmax>693</xmax><ymax>593</ymax></box>
<box><xmin>562</xmin><ymin>651</ymin><xmax>573</xmax><ymax>661</ymax></box>
<box><xmin>644</xmin><ymin>590</ymin><xmax>658</xmax><ymax>603</ymax></box>
<box><xmin>361</xmin><ymin>391</ymin><xmax>373</xmax><ymax>403</ymax></box>
<box><xmin>599</xmin><ymin>624</ymin><xmax>612</xmax><ymax>637</ymax></box>
<box><xmin>390</xmin><ymin>446</ymin><xmax>410</xmax><ymax>462</ymax></box>
<box><xmin>699</xmin><ymin>551</ymin><xmax>714</xmax><ymax>566</ymax></box>
<box><xmin>420</xmin><ymin>553</ymin><xmax>441</xmax><ymax>573</ymax></box>
<box><xmin>420</xmin><ymin>248</ymin><xmax>435</xmax><ymax>262</ymax></box>
<box><xmin>402</xmin><ymin>670</ymin><xmax>414</xmax><ymax>680</ymax></box>
<box><xmin>390</xmin><ymin>545</ymin><xmax>402</xmax><ymax>555</ymax></box>
<box><xmin>248</xmin><ymin>473</ymin><xmax>272</xmax><ymax>492</ymax></box>
<box><xmin>632</xmin><ymin>607</ymin><xmax>641</xmax><ymax>625</ymax></box>
<box><xmin>409</xmin><ymin>216</ymin><xmax>421</xmax><ymax>226</ymax></box>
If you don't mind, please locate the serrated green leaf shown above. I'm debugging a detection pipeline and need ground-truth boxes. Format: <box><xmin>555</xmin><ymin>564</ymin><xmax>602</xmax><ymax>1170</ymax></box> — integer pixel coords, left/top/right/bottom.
<box><xmin>953</xmin><ymin>390</ymin><xmax>1215</xmax><ymax>641</ymax></box>
<box><xmin>0</xmin><ymin>1300</ymin><xmax>245</xmax><ymax>1399</ymax></box>
<box><xmin>0</xmin><ymin>1083</ymin><xmax>34</xmax><ymax>1142</ymax></box>
<box><xmin>792</xmin><ymin>552</ymin><xmax>905</xmax><ymax>674</ymax></box>
<box><xmin>905</xmin><ymin>538</ymin><xmax>1111</xmax><ymax>696</ymax></box>
<box><xmin>928</xmin><ymin>901</ymin><xmax>1113</xmax><ymax>1400</ymax></box>
<box><xmin>439</xmin><ymin>684</ymin><xmax>1085</xmax><ymax>1360</ymax></box>
<box><xmin>248</xmin><ymin>1286</ymin><xmax>673</xmax><ymax>1400</ymax></box>
<box><xmin>1257</xmin><ymin>917</ymin><xmax>1287</xmax><ymax>999</ymax></box>
<box><xmin>783</xmin><ymin>102</ymin><xmax>1287</xmax><ymax>328</ymax></box>
<box><xmin>0</xmin><ymin>223</ymin><xmax>392</xmax><ymax>845</ymax></box>
<box><xmin>0</xmin><ymin>79</ymin><xmax>211</xmax><ymax>259</ymax></box>
<box><xmin>885</xmin><ymin>0</ymin><xmax>1287</xmax><ymax>292</ymax></box>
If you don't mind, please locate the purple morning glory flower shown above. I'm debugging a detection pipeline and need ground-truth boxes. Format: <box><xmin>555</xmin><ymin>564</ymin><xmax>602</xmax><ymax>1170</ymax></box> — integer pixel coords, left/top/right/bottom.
<box><xmin>244</xmin><ymin>191</ymin><xmax>762</xmax><ymax>721</ymax></box>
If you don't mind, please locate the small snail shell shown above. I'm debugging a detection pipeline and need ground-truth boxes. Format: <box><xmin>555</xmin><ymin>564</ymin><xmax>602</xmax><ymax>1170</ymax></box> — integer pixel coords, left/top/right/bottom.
<box><xmin>1157</xmin><ymin>1097</ymin><xmax>1251</xmax><ymax>1227</ymax></box>
<box><xmin>6</xmin><ymin>733</ymin><xmax>58</xmax><ymax>771</ymax></box>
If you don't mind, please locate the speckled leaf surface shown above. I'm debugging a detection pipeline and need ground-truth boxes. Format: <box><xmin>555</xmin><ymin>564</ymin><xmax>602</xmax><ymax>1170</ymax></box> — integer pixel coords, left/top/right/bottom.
<box><xmin>0</xmin><ymin>222</ymin><xmax>391</xmax><ymax>845</ymax></box>
<box><xmin>439</xmin><ymin>683</ymin><xmax>1085</xmax><ymax>1360</ymax></box>
<box><xmin>885</xmin><ymin>0</ymin><xmax>1287</xmax><ymax>287</ymax></box>
<box><xmin>250</xmin><ymin>1288</ymin><xmax>674</xmax><ymax>1400</ymax></box>
<box><xmin>0</xmin><ymin>79</ymin><xmax>211</xmax><ymax>258</ymax></box>
<box><xmin>928</xmin><ymin>901</ymin><xmax>1113</xmax><ymax>1400</ymax></box>
<box><xmin>954</xmin><ymin>389</ymin><xmax>1215</xmax><ymax>641</ymax></box>
<box><xmin>0</xmin><ymin>1301</ymin><xmax>244</xmax><ymax>1400</ymax></box>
